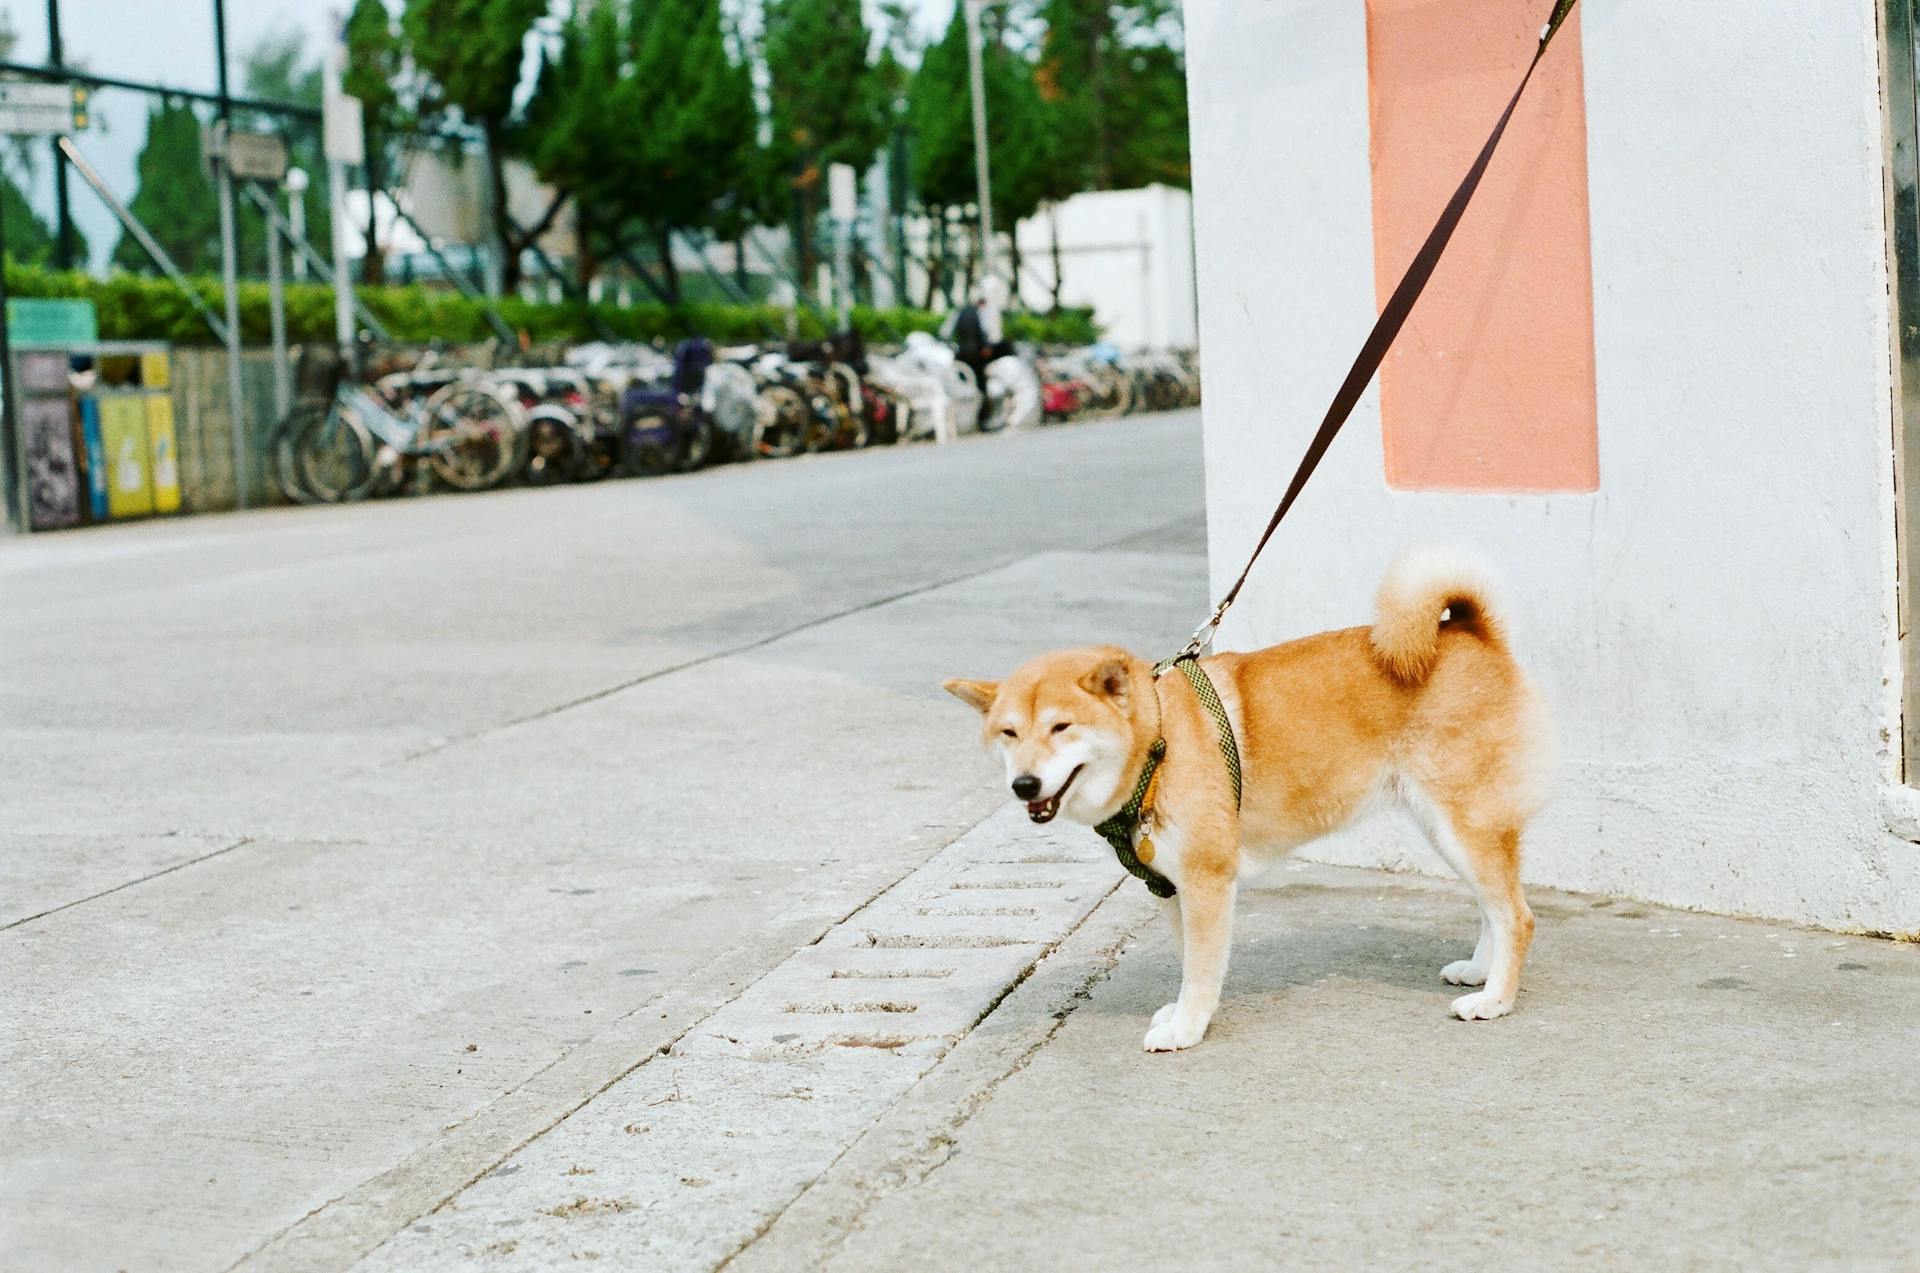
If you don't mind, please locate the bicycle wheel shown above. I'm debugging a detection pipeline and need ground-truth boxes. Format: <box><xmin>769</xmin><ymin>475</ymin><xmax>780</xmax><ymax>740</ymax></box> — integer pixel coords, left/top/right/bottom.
<box><xmin>422</xmin><ymin>381</ymin><xmax>525</xmax><ymax>491</ymax></box>
<box><xmin>676</xmin><ymin>416</ymin><xmax>717</xmax><ymax>472</ymax></box>
<box><xmin>280</xmin><ymin>399</ymin><xmax>375</xmax><ymax>504</ymax></box>
<box><xmin>522</xmin><ymin>405</ymin><xmax>586</xmax><ymax>486</ymax></box>
<box><xmin>621</xmin><ymin>411</ymin><xmax>678</xmax><ymax>476</ymax></box>
<box><xmin>755</xmin><ymin>385</ymin><xmax>809</xmax><ymax>459</ymax></box>
<box><xmin>273</xmin><ymin>400</ymin><xmax>325</xmax><ymax>504</ymax></box>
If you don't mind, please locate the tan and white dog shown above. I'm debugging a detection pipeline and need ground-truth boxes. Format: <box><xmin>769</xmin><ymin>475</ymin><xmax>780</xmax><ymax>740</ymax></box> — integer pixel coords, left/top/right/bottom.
<box><xmin>944</xmin><ymin>547</ymin><xmax>1554</xmax><ymax>1051</ymax></box>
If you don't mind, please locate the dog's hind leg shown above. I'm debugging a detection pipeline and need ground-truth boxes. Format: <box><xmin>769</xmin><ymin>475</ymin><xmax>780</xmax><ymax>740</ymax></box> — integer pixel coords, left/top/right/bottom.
<box><xmin>1410</xmin><ymin>792</ymin><xmax>1533</xmax><ymax>1020</ymax></box>
<box><xmin>1144</xmin><ymin>860</ymin><xmax>1235</xmax><ymax>1051</ymax></box>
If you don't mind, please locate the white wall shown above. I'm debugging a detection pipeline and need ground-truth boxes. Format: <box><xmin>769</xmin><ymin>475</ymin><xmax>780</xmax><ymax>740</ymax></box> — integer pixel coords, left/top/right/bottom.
<box><xmin>1012</xmin><ymin>186</ymin><xmax>1199</xmax><ymax>349</ymax></box>
<box><xmin>897</xmin><ymin>186</ymin><xmax>1198</xmax><ymax>348</ymax></box>
<box><xmin>1185</xmin><ymin>0</ymin><xmax>1920</xmax><ymax>931</ymax></box>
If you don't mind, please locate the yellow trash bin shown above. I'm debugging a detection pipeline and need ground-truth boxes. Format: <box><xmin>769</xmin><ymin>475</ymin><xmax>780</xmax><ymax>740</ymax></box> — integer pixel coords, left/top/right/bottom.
<box><xmin>99</xmin><ymin>394</ymin><xmax>154</xmax><ymax>518</ymax></box>
<box><xmin>145</xmin><ymin>396</ymin><xmax>180</xmax><ymax>513</ymax></box>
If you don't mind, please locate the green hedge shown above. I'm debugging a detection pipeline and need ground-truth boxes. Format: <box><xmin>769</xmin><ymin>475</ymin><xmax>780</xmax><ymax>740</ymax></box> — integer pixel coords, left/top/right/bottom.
<box><xmin>2</xmin><ymin>262</ymin><xmax>1099</xmax><ymax>348</ymax></box>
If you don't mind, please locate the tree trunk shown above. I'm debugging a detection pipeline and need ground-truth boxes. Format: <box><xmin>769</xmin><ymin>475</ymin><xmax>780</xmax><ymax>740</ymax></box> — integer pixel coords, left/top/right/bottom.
<box><xmin>1008</xmin><ymin>220</ymin><xmax>1023</xmax><ymax>308</ymax></box>
<box><xmin>734</xmin><ymin>232</ymin><xmax>749</xmax><ymax>296</ymax></box>
<box><xmin>576</xmin><ymin>202</ymin><xmax>598</xmax><ymax>295</ymax></box>
<box><xmin>796</xmin><ymin>174</ymin><xmax>818</xmax><ymax>296</ymax></box>
<box><xmin>923</xmin><ymin>205</ymin><xmax>945</xmax><ymax>310</ymax></box>
<box><xmin>962</xmin><ymin>209</ymin><xmax>979</xmax><ymax>300</ymax></box>
<box><xmin>1049</xmin><ymin>202</ymin><xmax>1065</xmax><ymax>313</ymax></box>
<box><xmin>361</xmin><ymin>119</ymin><xmax>385</xmax><ymax>285</ymax></box>
<box><xmin>483</xmin><ymin>119</ymin><xmax>520</xmax><ymax>294</ymax></box>
<box><xmin>653</xmin><ymin>222</ymin><xmax>681</xmax><ymax>302</ymax></box>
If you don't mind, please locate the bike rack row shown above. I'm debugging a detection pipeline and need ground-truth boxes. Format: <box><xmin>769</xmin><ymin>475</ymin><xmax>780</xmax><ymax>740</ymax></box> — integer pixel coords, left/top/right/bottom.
<box><xmin>268</xmin><ymin>337</ymin><xmax>1203</xmax><ymax>506</ymax></box>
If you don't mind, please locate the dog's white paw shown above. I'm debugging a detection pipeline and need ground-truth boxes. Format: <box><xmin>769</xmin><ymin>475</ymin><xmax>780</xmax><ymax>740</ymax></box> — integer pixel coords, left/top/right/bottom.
<box><xmin>1143</xmin><ymin>1013</ymin><xmax>1206</xmax><ymax>1052</ymax></box>
<box><xmin>1449</xmin><ymin>990</ymin><xmax>1514</xmax><ymax>1021</ymax></box>
<box><xmin>1150</xmin><ymin>1002</ymin><xmax>1180</xmax><ymax>1029</ymax></box>
<box><xmin>1441</xmin><ymin>959</ymin><xmax>1488</xmax><ymax>987</ymax></box>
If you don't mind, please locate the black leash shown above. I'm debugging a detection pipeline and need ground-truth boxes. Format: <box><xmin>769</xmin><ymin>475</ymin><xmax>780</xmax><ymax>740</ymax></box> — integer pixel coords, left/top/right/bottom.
<box><xmin>1172</xmin><ymin>0</ymin><xmax>1582</xmax><ymax>662</ymax></box>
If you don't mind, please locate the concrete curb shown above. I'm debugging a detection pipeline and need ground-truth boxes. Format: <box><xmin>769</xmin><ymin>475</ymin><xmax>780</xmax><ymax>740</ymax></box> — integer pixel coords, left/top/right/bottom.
<box><xmin>720</xmin><ymin>883</ymin><xmax>1162</xmax><ymax>1271</ymax></box>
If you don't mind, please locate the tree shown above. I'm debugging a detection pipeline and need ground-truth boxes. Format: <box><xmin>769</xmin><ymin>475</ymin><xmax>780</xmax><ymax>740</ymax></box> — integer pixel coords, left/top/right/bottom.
<box><xmin>112</xmin><ymin>101</ymin><xmax>220</xmax><ymax>275</ymax></box>
<box><xmin>401</xmin><ymin>0</ymin><xmax>550</xmax><ymax>290</ymax></box>
<box><xmin>344</xmin><ymin>0</ymin><xmax>403</xmax><ymax>283</ymax></box>
<box><xmin>1037</xmin><ymin>0</ymin><xmax>1189</xmax><ymax>193</ymax></box>
<box><xmin>615</xmin><ymin>0</ymin><xmax>761</xmax><ymax>300</ymax></box>
<box><xmin>0</xmin><ymin>170</ymin><xmax>86</xmax><ymax>268</ymax></box>
<box><xmin>520</xmin><ymin>7</ymin><xmax>610</xmax><ymax>289</ymax></box>
<box><xmin>763</xmin><ymin>0</ymin><xmax>886</xmax><ymax>290</ymax></box>
<box><xmin>907</xmin><ymin>7</ymin><xmax>1055</xmax><ymax>300</ymax></box>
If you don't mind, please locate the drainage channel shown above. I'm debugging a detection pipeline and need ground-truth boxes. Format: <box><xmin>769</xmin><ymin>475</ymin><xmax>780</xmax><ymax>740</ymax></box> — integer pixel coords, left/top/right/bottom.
<box><xmin>352</xmin><ymin>807</ymin><xmax>1122</xmax><ymax>1272</ymax></box>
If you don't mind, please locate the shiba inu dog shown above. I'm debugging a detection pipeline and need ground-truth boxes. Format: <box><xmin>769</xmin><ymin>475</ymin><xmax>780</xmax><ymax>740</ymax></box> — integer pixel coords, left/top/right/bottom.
<box><xmin>944</xmin><ymin>547</ymin><xmax>1554</xmax><ymax>1051</ymax></box>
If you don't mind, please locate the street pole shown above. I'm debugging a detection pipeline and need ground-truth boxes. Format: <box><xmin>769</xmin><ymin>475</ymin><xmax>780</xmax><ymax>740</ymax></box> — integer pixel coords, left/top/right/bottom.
<box><xmin>0</xmin><ymin>184</ymin><xmax>22</xmax><ymax>531</ymax></box>
<box><xmin>210</xmin><ymin>0</ymin><xmax>249</xmax><ymax>508</ymax></box>
<box><xmin>47</xmin><ymin>0</ymin><xmax>74</xmax><ymax>270</ymax></box>
<box><xmin>322</xmin><ymin>39</ymin><xmax>361</xmax><ymax>362</ymax></box>
<box><xmin>262</xmin><ymin>182</ymin><xmax>290</xmax><ymax>424</ymax></box>
<box><xmin>286</xmin><ymin>167</ymin><xmax>309</xmax><ymax>282</ymax></box>
<box><xmin>963</xmin><ymin>0</ymin><xmax>995</xmax><ymax>286</ymax></box>
<box><xmin>213</xmin><ymin>127</ymin><xmax>248</xmax><ymax>510</ymax></box>
<box><xmin>828</xmin><ymin>162</ymin><xmax>856</xmax><ymax>332</ymax></box>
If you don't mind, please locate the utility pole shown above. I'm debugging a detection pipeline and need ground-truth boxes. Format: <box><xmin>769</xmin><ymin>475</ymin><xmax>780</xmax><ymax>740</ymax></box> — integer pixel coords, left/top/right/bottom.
<box><xmin>322</xmin><ymin>37</ymin><xmax>364</xmax><ymax>362</ymax></box>
<box><xmin>963</xmin><ymin>0</ymin><xmax>995</xmax><ymax>285</ymax></box>
<box><xmin>46</xmin><ymin>0</ymin><xmax>73</xmax><ymax>269</ymax></box>
<box><xmin>210</xmin><ymin>0</ymin><xmax>250</xmax><ymax>508</ymax></box>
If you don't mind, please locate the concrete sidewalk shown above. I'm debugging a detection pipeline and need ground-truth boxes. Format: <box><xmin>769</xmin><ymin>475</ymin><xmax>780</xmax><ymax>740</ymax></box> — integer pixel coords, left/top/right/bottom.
<box><xmin>736</xmin><ymin>861</ymin><xmax>1920</xmax><ymax>1273</ymax></box>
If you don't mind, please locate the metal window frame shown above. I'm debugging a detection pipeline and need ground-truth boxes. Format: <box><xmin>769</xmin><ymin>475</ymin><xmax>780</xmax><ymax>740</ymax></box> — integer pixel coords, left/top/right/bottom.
<box><xmin>1884</xmin><ymin>0</ymin><xmax>1920</xmax><ymax>778</ymax></box>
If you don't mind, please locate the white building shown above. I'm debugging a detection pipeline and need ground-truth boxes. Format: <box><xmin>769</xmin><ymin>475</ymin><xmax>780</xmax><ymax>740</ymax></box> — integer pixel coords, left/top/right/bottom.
<box><xmin>1011</xmin><ymin>186</ymin><xmax>1198</xmax><ymax>350</ymax></box>
<box><xmin>1185</xmin><ymin>0</ymin><xmax>1920</xmax><ymax>932</ymax></box>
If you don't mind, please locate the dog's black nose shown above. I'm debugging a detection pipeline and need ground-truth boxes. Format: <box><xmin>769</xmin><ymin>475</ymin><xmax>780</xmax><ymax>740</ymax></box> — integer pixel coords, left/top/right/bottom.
<box><xmin>1011</xmin><ymin>774</ymin><xmax>1042</xmax><ymax>801</ymax></box>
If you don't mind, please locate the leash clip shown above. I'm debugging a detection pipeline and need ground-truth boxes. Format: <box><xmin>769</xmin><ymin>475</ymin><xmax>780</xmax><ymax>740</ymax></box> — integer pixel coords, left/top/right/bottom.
<box><xmin>1167</xmin><ymin>599</ymin><xmax>1230</xmax><ymax>670</ymax></box>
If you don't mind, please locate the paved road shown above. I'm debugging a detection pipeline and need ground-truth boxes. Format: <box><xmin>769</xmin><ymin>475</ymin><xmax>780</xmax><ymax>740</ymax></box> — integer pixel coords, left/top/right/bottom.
<box><xmin>0</xmin><ymin>413</ymin><xmax>1209</xmax><ymax>1271</ymax></box>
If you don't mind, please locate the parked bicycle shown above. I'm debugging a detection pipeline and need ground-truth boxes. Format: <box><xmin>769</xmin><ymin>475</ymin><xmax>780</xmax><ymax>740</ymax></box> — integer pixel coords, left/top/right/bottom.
<box><xmin>273</xmin><ymin>351</ymin><xmax>526</xmax><ymax>504</ymax></box>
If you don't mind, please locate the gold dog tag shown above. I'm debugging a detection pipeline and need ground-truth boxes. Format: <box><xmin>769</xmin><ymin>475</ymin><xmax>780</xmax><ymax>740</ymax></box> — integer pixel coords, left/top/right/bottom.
<box><xmin>1136</xmin><ymin>836</ymin><xmax>1156</xmax><ymax>865</ymax></box>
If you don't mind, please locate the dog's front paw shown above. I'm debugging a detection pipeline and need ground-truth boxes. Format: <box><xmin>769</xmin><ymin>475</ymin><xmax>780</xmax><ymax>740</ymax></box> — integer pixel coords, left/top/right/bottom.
<box><xmin>1449</xmin><ymin>990</ymin><xmax>1514</xmax><ymax>1021</ymax></box>
<box><xmin>1150</xmin><ymin>1002</ymin><xmax>1179</xmax><ymax>1029</ymax></box>
<box><xmin>1142</xmin><ymin>1012</ymin><xmax>1207</xmax><ymax>1052</ymax></box>
<box><xmin>1440</xmin><ymin>959</ymin><xmax>1488</xmax><ymax>987</ymax></box>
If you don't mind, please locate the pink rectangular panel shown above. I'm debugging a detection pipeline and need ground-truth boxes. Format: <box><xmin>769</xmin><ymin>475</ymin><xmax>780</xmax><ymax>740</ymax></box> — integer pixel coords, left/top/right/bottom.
<box><xmin>1367</xmin><ymin>0</ymin><xmax>1599</xmax><ymax>492</ymax></box>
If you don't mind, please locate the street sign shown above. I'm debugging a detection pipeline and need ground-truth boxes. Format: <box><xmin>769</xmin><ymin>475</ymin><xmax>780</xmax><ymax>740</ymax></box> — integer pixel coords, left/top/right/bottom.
<box><xmin>0</xmin><ymin>81</ymin><xmax>83</xmax><ymax>136</ymax></box>
<box><xmin>225</xmin><ymin>129</ymin><xmax>290</xmax><ymax>182</ymax></box>
<box><xmin>828</xmin><ymin>163</ymin><xmax>858</xmax><ymax>223</ymax></box>
<box><xmin>323</xmin><ymin>90</ymin><xmax>364</xmax><ymax>165</ymax></box>
<box><xmin>6</xmin><ymin>298</ymin><xmax>98</xmax><ymax>346</ymax></box>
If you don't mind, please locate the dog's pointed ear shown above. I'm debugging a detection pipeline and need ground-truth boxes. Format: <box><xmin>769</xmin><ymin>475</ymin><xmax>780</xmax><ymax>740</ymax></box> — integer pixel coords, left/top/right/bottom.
<box><xmin>943</xmin><ymin>678</ymin><xmax>999</xmax><ymax>713</ymax></box>
<box><xmin>1079</xmin><ymin>658</ymin><xmax>1131</xmax><ymax>701</ymax></box>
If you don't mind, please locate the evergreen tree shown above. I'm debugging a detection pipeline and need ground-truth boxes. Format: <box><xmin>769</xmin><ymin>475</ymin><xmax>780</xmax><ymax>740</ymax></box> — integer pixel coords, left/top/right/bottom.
<box><xmin>0</xmin><ymin>169</ymin><xmax>78</xmax><ymax>267</ymax></box>
<box><xmin>617</xmin><ymin>0</ymin><xmax>760</xmax><ymax>299</ymax></box>
<box><xmin>1037</xmin><ymin>0</ymin><xmax>1188</xmax><ymax>192</ymax></box>
<box><xmin>344</xmin><ymin>0</ymin><xmax>403</xmax><ymax>283</ymax></box>
<box><xmin>907</xmin><ymin>7</ymin><xmax>1056</xmax><ymax>296</ymax></box>
<box><xmin>401</xmin><ymin>0</ymin><xmax>551</xmax><ymax>290</ymax></box>
<box><xmin>521</xmin><ymin>4</ymin><xmax>625</xmax><ymax>289</ymax></box>
<box><xmin>112</xmin><ymin>101</ymin><xmax>220</xmax><ymax>275</ymax></box>
<box><xmin>763</xmin><ymin>0</ymin><xmax>886</xmax><ymax>288</ymax></box>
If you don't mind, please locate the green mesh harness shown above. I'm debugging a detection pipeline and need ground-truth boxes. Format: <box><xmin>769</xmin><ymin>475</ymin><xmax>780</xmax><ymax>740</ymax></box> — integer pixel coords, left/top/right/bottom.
<box><xmin>1092</xmin><ymin>656</ymin><xmax>1242</xmax><ymax>898</ymax></box>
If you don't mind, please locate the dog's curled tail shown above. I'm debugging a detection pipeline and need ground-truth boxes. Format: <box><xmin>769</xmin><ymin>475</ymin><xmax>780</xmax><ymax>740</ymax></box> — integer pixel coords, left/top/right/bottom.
<box><xmin>1370</xmin><ymin>546</ymin><xmax>1508</xmax><ymax>684</ymax></box>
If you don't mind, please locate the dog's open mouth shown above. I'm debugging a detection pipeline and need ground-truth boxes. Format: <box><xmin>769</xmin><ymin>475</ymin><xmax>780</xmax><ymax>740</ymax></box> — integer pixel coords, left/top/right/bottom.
<box><xmin>1026</xmin><ymin>766</ymin><xmax>1082</xmax><ymax>824</ymax></box>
